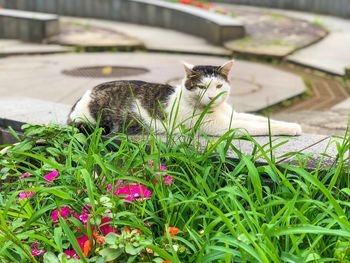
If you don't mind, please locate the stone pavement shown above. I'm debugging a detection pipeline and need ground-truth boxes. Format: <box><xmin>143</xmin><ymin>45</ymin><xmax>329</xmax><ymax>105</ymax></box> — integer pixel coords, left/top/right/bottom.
<box><xmin>212</xmin><ymin>4</ymin><xmax>350</xmax><ymax>76</ymax></box>
<box><xmin>49</xmin><ymin>20</ymin><xmax>143</xmax><ymax>49</ymax></box>
<box><xmin>0</xmin><ymin>39</ymin><xmax>72</xmax><ymax>56</ymax></box>
<box><xmin>0</xmin><ymin>96</ymin><xmax>341</xmax><ymax>169</ymax></box>
<box><xmin>0</xmin><ymin>52</ymin><xmax>305</xmax><ymax>112</ymax></box>
<box><xmin>274</xmin><ymin>109</ymin><xmax>349</xmax><ymax>136</ymax></box>
<box><xmin>60</xmin><ymin>17</ymin><xmax>231</xmax><ymax>56</ymax></box>
<box><xmin>286</xmin><ymin>12</ymin><xmax>350</xmax><ymax>76</ymax></box>
<box><xmin>212</xmin><ymin>4</ymin><xmax>327</xmax><ymax>58</ymax></box>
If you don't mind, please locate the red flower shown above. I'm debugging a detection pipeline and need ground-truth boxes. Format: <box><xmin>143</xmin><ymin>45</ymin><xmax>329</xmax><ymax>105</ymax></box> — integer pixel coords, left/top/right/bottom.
<box><xmin>165</xmin><ymin>225</ymin><xmax>179</xmax><ymax>236</ymax></box>
<box><xmin>100</xmin><ymin>217</ymin><xmax>117</xmax><ymax>236</ymax></box>
<box><xmin>77</xmin><ymin>235</ymin><xmax>89</xmax><ymax>251</ymax></box>
<box><xmin>64</xmin><ymin>249</ymin><xmax>80</xmax><ymax>259</ymax></box>
<box><xmin>83</xmin><ymin>240</ymin><xmax>91</xmax><ymax>257</ymax></box>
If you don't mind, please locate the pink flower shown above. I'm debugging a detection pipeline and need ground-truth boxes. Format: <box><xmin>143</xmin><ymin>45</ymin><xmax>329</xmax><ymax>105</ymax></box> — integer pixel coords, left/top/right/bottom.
<box><xmin>60</xmin><ymin>206</ymin><xmax>71</xmax><ymax>218</ymax></box>
<box><xmin>164</xmin><ymin>176</ymin><xmax>173</xmax><ymax>186</ymax></box>
<box><xmin>51</xmin><ymin>206</ymin><xmax>71</xmax><ymax>222</ymax></box>
<box><xmin>43</xmin><ymin>170</ymin><xmax>59</xmax><ymax>182</ymax></box>
<box><xmin>64</xmin><ymin>249</ymin><xmax>80</xmax><ymax>259</ymax></box>
<box><xmin>159</xmin><ymin>165</ymin><xmax>167</xmax><ymax>171</ymax></box>
<box><xmin>31</xmin><ymin>248</ymin><xmax>45</xmax><ymax>256</ymax></box>
<box><xmin>18</xmin><ymin>191</ymin><xmax>36</xmax><ymax>200</ymax></box>
<box><xmin>107</xmin><ymin>184</ymin><xmax>113</xmax><ymax>192</ymax></box>
<box><xmin>30</xmin><ymin>242</ymin><xmax>40</xmax><ymax>248</ymax></box>
<box><xmin>79</xmin><ymin>213</ymin><xmax>89</xmax><ymax>224</ymax></box>
<box><xmin>20</xmin><ymin>172</ymin><xmax>30</xmax><ymax>179</ymax></box>
<box><xmin>99</xmin><ymin>217</ymin><xmax>118</xmax><ymax>236</ymax></box>
<box><xmin>114</xmin><ymin>183</ymin><xmax>152</xmax><ymax>202</ymax></box>
<box><xmin>51</xmin><ymin>210</ymin><xmax>59</xmax><ymax>222</ymax></box>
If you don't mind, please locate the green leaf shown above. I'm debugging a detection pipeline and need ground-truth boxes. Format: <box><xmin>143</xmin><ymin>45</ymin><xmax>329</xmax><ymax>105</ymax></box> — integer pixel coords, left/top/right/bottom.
<box><xmin>99</xmin><ymin>248</ymin><xmax>123</xmax><ymax>261</ymax></box>
<box><xmin>105</xmin><ymin>232</ymin><xmax>118</xmax><ymax>245</ymax></box>
<box><xmin>125</xmin><ymin>243</ymin><xmax>138</xmax><ymax>255</ymax></box>
<box><xmin>81</xmin><ymin>169</ymin><xmax>95</xmax><ymax>210</ymax></box>
<box><xmin>54</xmin><ymin>227</ymin><xmax>63</xmax><ymax>252</ymax></box>
<box><xmin>43</xmin><ymin>252</ymin><xmax>59</xmax><ymax>263</ymax></box>
<box><xmin>41</xmin><ymin>188</ymin><xmax>72</xmax><ymax>200</ymax></box>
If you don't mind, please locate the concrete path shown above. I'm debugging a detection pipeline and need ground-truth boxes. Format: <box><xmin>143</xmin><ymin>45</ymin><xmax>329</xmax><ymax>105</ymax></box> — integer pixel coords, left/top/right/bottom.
<box><xmin>0</xmin><ymin>52</ymin><xmax>305</xmax><ymax>112</ymax></box>
<box><xmin>212</xmin><ymin>4</ymin><xmax>350</xmax><ymax>76</ymax></box>
<box><xmin>0</xmin><ymin>39</ymin><xmax>72</xmax><ymax>56</ymax></box>
<box><xmin>282</xmin><ymin>10</ymin><xmax>350</xmax><ymax>76</ymax></box>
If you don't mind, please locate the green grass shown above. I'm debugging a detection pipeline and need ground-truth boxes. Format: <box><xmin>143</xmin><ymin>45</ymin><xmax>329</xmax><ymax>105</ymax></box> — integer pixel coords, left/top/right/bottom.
<box><xmin>0</xmin><ymin>123</ymin><xmax>350</xmax><ymax>262</ymax></box>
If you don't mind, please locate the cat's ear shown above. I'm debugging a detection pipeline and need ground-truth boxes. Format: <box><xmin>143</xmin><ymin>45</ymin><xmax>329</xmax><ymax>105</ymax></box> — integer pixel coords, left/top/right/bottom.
<box><xmin>183</xmin><ymin>61</ymin><xmax>194</xmax><ymax>76</ymax></box>
<box><xmin>219</xmin><ymin>60</ymin><xmax>234</xmax><ymax>77</ymax></box>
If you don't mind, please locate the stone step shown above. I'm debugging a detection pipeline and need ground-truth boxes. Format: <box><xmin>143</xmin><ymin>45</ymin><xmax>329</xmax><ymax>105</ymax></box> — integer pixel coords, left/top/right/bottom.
<box><xmin>0</xmin><ymin>97</ymin><xmax>342</xmax><ymax>170</ymax></box>
<box><xmin>0</xmin><ymin>0</ymin><xmax>245</xmax><ymax>45</ymax></box>
<box><xmin>0</xmin><ymin>8</ymin><xmax>59</xmax><ymax>43</ymax></box>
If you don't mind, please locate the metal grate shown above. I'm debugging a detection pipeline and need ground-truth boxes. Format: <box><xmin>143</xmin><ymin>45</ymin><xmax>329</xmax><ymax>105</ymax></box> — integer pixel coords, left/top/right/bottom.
<box><xmin>62</xmin><ymin>66</ymin><xmax>149</xmax><ymax>78</ymax></box>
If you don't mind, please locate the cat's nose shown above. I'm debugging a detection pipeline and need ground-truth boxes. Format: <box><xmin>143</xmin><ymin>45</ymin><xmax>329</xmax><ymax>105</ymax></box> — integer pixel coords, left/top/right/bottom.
<box><xmin>208</xmin><ymin>96</ymin><xmax>213</xmax><ymax>100</ymax></box>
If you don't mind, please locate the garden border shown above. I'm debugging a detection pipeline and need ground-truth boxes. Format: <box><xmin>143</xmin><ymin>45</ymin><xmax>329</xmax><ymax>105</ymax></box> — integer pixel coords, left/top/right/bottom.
<box><xmin>0</xmin><ymin>0</ymin><xmax>245</xmax><ymax>45</ymax></box>
<box><xmin>209</xmin><ymin>0</ymin><xmax>350</xmax><ymax>19</ymax></box>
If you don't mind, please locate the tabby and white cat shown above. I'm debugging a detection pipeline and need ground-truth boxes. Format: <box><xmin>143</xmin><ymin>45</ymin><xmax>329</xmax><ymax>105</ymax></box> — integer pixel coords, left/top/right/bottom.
<box><xmin>68</xmin><ymin>61</ymin><xmax>302</xmax><ymax>136</ymax></box>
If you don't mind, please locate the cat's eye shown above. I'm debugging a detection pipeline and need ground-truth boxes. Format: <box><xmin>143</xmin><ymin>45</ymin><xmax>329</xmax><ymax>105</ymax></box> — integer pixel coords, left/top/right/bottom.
<box><xmin>198</xmin><ymin>84</ymin><xmax>207</xmax><ymax>89</ymax></box>
<box><xmin>216</xmin><ymin>84</ymin><xmax>223</xmax><ymax>89</ymax></box>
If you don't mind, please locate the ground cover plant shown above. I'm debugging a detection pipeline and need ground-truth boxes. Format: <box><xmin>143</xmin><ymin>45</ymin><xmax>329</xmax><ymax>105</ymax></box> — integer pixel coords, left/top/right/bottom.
<box><xmin>0</xmin><ymin>123</ymin><xmax>350</xmax><ymax>262</ymax></box>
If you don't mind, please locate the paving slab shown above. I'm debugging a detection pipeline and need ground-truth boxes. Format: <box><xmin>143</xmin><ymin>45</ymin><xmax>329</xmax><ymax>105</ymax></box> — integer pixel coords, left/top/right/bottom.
<box><xmin>0</xmin><ymin>97</ymin><xmax>70</xmax><ymax>130</ymax></box>
<box><xmin>0</xmin><ymin>97</ymin><xmax>340</xmax><ymax>169</ymax></box>
<box><xmin>207</xmin><ymin>4</ymin><xmax>350</xmax><ymax>76</ymax></box>
<box><xmin>49</xmin><ymin>20</ymin><xmax>143</xmax><ymax>49</ymax></box>
<box><xmin>332</xmin><ymin>98</ymin><xmax>350</xmax><ymax>111</ymax></box>
<box><xmin>270</xmin><ymin>8</ymin><xmax>350</xmax><ymax>76</ymax></box>
<box><xmin>0</xmin><ymin>52</ymin><xmax>306</xmax><ymax>112</ymax></box>
<box><xmin>0</xmin><ymin>39</ymin><xmax>72</xmax><ymax>55</ymax></box>
<box><xmin>60</xmin><ymin>17</ymin><xmax>231</xmax><ymax>56</ymax></box>
<box><xmin>212</xmin><ymin>4</ymin><xmax>327</xmax><ymax>58</ymax></box>
<box><xmin>274</xmin><ymin>110</ymin><xmax>349</xmax><ymax>136</ymax></box>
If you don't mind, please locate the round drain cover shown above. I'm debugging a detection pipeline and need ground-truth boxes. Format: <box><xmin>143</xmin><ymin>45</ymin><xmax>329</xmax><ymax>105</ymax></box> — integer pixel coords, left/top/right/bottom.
<box><xmin>62</xmin><ymin>66</ymin><xmax>149</xmax><ymax>78</ymax></box>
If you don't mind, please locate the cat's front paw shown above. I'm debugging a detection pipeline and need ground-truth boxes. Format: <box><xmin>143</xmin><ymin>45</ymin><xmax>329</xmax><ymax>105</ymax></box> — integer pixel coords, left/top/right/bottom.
<box><xmin>286</xmin><ymin>123</ymin><xmax>302</xmax><ymax>136</ymax></box>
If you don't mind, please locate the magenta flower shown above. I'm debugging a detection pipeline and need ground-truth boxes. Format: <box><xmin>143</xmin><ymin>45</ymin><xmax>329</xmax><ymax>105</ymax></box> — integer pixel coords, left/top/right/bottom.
<box><xmin>99</xmin><ymin>217</ymin><xmax>117</xmax><ymax>235</ymax></box>
<box><xmin>31</xmin><ymin>248</ymin><xmax>45</xmax><ymax>257</ymax></box>
<box><xmin>51</xmin><ymin>210</ymin><xmax>59</xmax><ymax>222</ymax></box>
<box><xmin>20</xmin><ymin>172</ymin><xmax>30</xmax><ymax>179</ymax></box>
<box><xmin>64</xmin><ymin>249</ymin><xmax>80</xmax><ymax>259</ymax></box>
<box><xmin>51</xmin><ymin>206</ymin><xmax>71</xmax><ymax>222</ymax></box>
<box><xmin>79</xmin><ymin>212</ymin><xmax>89</xmax><ymax>224</ymax></box>
<box><xmin>60</xmin><ymin>206</ymin><xmax>71</xmax><ymax>218</ymax></box>
<box><xmin>77</xmin><ymin>235</ymin><xmax>89</xmax><ymax>251</ymax></box>
<box><xmin>163</xmin><ymin>176</ymin><xmax>173</xmax><ymax>186</ymax></box>
<box><xmin>18</xmin><ymin>191</ymin><xmax>36</xmax><ymax>200</ymax></box>
<box><xmin>114</xmin><ymin>183</ymin><xmax>152</xmax><ymax>202</ymax></box>
<box><xmin>43</xmin><ymin>170</ymin><xmax>59</xmax><ymax>182</ymax></box>
<box><xmin>30</xmin><ymin>242</ymin><xmax>40</xmax><ymax>249</ymax></box>
<box><xmin>159</xmin><ymin>165</ymin><xmax>167</xmax><ymax>171</ymax></box>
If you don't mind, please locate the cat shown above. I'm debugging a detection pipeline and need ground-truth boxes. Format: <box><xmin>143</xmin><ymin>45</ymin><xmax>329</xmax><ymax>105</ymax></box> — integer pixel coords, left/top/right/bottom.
<box><xmin>67</xmin><ymin>61</ymin><xmax>302</xmax><ymax>136</ymax></box>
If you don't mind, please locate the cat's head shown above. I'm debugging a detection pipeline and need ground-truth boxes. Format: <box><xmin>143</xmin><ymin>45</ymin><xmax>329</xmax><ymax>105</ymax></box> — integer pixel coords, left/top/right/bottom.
<box><xmin>181</xmin><ymin>61</ymin><xmax>233</xmax><ymax>107</ymax></box>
